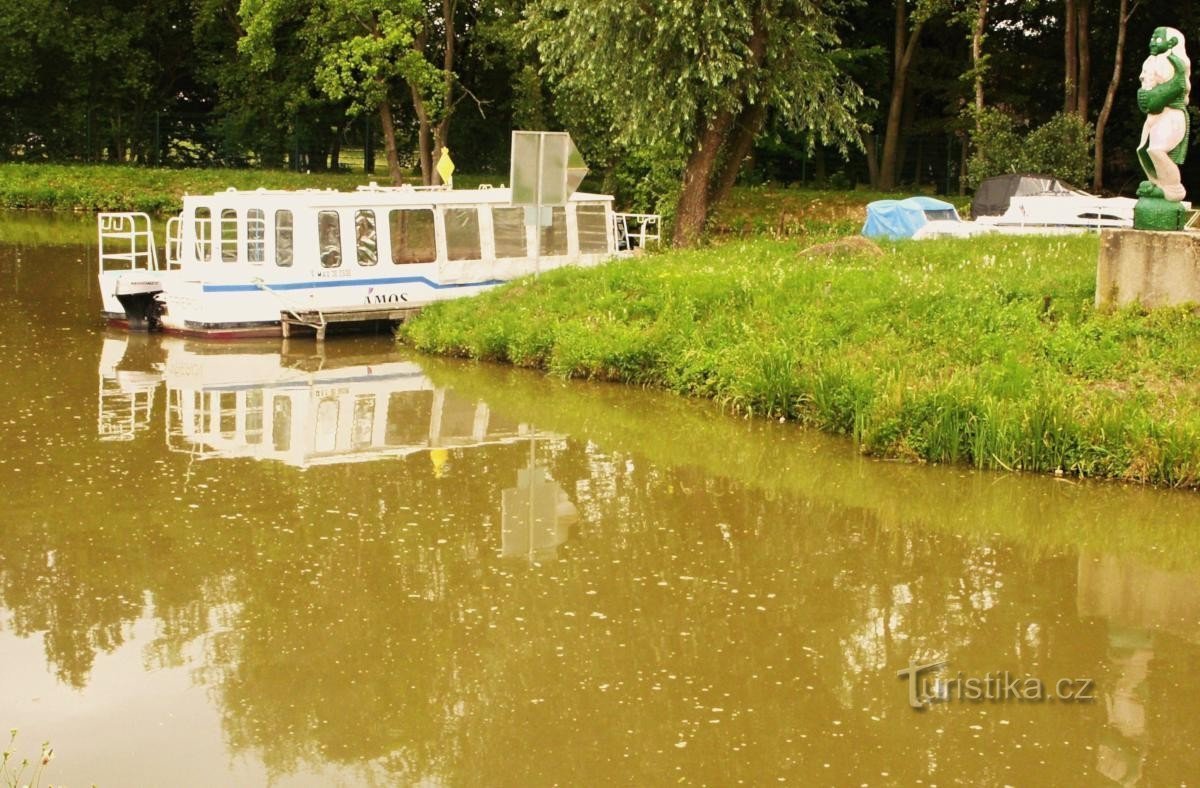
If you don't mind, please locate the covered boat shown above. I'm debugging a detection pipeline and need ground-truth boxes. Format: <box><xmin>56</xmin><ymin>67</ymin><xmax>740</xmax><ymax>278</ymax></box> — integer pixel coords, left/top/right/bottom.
<box><xmin>861</xmin><ymin>197</ymin><xmax>962</xmax><ymax>240</ymax></box>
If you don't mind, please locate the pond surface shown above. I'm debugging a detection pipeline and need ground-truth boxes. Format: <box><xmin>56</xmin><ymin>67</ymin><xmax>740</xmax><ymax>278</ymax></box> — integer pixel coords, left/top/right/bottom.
<box><xmin>1</xmin><ymin>222</ymin><xmax>1199</xmax><ymax>786</ymax></box>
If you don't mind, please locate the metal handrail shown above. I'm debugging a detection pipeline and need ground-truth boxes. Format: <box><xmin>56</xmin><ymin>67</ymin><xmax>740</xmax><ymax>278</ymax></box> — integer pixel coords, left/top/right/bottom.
<box><xmin>165</xmin><ymin>216</ymin><xmax>182</xmax><ymax>269</ymax></box>
<box><xmin>98</xmin><ymin>212</ymin><xmax>159</xmax><ymax>273</ymax></box>
<box><xmin>251</xmin><ymin>277</ymin><xmax>323</xmax><ymax>328</ymax></box>
<box><xmin>614</xmin><ymin>212</ymin><xmax>662</xmax><ymax>251</ymax></box>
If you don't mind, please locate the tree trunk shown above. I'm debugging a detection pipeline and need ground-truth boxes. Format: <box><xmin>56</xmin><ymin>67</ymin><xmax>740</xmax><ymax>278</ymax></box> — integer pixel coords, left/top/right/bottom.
<box><xmin>879</xmin><ymin>1</ymin><xmax>924</xmax><ymax>191</ymax></box>
<box><xmin>671</xmin><ymin>15</ymin><xmax>768</xmax><ymax>246</ymax></box>
<box><xmin>330</xmin><ymin>119</ymin><xmax>345</xmax><ymax>171</ymax></box>
<box><xmin>378</xmin><ymin>94</ymin><xmax>404</xmax><ymax>186</ymax></box>
<box><xmin>972</xmin><ymin>0</ymin><xmax>988</xmax><ymax>117</ymax></box>
<box><xmin>432</xmin><ymin>0</ymin><xmax>457</xmax><ymax>185</ymax></box>
<box><xmin>1064</xmin><ymin>0</ymin><xmax>1078</xmax><ymax>113</ymax></box>
<box><xmin>411</xmin><ymin>85</ymin><xmax>434</xmax><ymax>185</ymax></box>
<box><xmin>864</xmin><ymin>136</ymin><xmax>878</xmax><ymax>188</ymax></box>
<box><xmin>1076</xmin><ymin>0</ymin><xmax>1091</xmax><ymax>118</ymax></box>
<box><xmin>673</xmin><ymin>111</ymin><xmax>735</xmax><ymax>247</ymax></box>
<box><xmin>709</xmin><ymin>103</ymin><xmax>767</xmax><ymax>211</ymax></box>
<box><xmin>1094</xmin><ymin>0</ymin><xmax>1133</xmax><ymax>191</ymax></box>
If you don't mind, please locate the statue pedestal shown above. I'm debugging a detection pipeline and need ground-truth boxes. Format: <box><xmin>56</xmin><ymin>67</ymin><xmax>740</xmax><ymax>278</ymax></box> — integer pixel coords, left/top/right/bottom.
<box><xmin>1097</xmin><ymin>229</ymin><xmax>1200</xmax><ymax>308</ymax></box>
<box><xmin>1133</xmin><ymin>196</ymin><xmax>1189</xmax><ymax>230</ymax></box>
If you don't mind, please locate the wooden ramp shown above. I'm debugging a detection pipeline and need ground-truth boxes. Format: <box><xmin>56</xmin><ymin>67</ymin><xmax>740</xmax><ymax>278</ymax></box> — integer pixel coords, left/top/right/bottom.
<box><xmin>280</xmin><ymin>305</ymin><xmax>422</xmax><ymax>341</ymax></box>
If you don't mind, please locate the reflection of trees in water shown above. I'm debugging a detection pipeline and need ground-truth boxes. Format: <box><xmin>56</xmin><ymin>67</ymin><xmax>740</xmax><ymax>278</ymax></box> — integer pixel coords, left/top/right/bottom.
<box><xmin>3</xmin><ymin>396</ymin><xmax>1199</xmax><ymax>782</ymax></box>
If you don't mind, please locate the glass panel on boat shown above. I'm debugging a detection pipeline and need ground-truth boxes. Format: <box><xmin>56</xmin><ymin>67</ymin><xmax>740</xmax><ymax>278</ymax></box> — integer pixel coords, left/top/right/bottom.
<box><xmin>351</xmin><ymin>395</ymin><xmax>375</xmax><ymax>448</ymax></box>
<box><xmin>194</xmin><ymin>207</ymin><xmax>212</xmax><ymax>262</ymax></box>
<box><xmin>314</xmin><ymin>397</ymin><xmax>339</xmax><ymax>453</ymax></box>
<box><xmin>493</xmin><ymin>207</ymin><xmax>528</xmax><ymax>258</ymax></box>
<box><xmin>318</xmin><ymin>210</ymin><xmax>342</xmax><ymax>268</ymax></box>
<box><xmin>577</xmin><ymin>203</ymin><xmax>609</xmax><ymax>254</ymax></box>
<box><xmin>438</xmin><ymin>394</ymin><xmax>478</xmax><ymax>442</ymax></box>
<box><xmin>275</xmin><ymin>210</ymin><xmax>293</xmax><ymax>267</ymax></box>
<box><xmin>445</xmin><ymin>207</ymin><xmax>482</xmax><ymax>261</ymax></box>
<box><xmin>245</xmin><ymin>390</ymin><xmax>263</xmax><ymax>445</ymax></box>
<box><xmin>355</xmin><ymin>210</ymin><xmax>378</xmax><ymax>266</ymax></box>
<box><xmin>220</xmin><ymin>209</ymin><xmax>238</xmax><ymax>262</ymax></box>
<box><xmin>384</xmin><ymin>391</ymin><xmax>434</xmax><ymax>446</ymax></box>
<box><xmin>271</xmin><ymin>396</ymin><xmax>292</xmax><ymax>451</ymax></box>
<box><xmin>219</xmin><ymin>392</ymin><xmax>237</xmax><ymax>436</ymax></box>
<box><xmin>247</xmin><ymin>209</ymin><xmax>266</xmax><ymax>264</ymax></box>
<box><xmin>540</xmin><ymin>207</ymin><xmax>568</xmax><ymax>256</ymax></box>
<box><xmin>389</xmin><ymin>209</ymin><xmax>436</xmax><ymax>265</ymax></box>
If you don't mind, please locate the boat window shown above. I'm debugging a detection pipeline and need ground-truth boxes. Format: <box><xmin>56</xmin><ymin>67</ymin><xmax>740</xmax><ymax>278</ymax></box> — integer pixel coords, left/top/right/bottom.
<box><xmin>540</xmin><ymin>207</ymin><xmax>568</xmax><ymax>256</ymax></box>
<box><xmin>245</xmin><ymin>390</ymin><xmax>263</xmax><ymax>445</ymax></box>
<box><xmin>247</xmin><ymin>209</ymin><xmax>266</xmax><ymax>264</ymax></box>
<box><xmin>355</xmin><ymin>210</ymin><xmax>378</xmax><ymax>266</ymax></box>
<box><xmin>385</xmin><ymin>391</ymin><xmax>434</xmax><ymax>445</ymax></box>
<box><xmin>220</xmin><ymin>209</ymin><xmax>238</xmax><ymax>262</ymax></box>
<box><xmin>318</xmin><ymin>210</ymin><xmax>342</xmax><ymax>268</ymax></box>
<box><xmin>577</xmin><ymin>204</ymin><xmax>609</xmax><ymax>254</ymax></box>
<box><xmin>351</xmin><ymin>395</ymin><xmax>376</xmax><ymax>448</ymax></box>
<box><xmin>272</xmin><ymin>397</ymin><xmax>292</xmax><ymax>452</ymax></box>
<box><xmin>194</xmin><ymin>207</ymin><xmax>212</xmax><ymax>262</ymax></box>
<box><xmin>445</xmin><ymin>207</ymin><xmax>482</xmax><ymax>261</ymax></box>
<box><xmin>389</xmin><ymin>209</ymin><xmax>436</xmax><ymax>264</ymax></box>
<box><xmin>219</xmin><ymin>392</ymin><xmax>237</xmax><ymax>435</ymax></box>
<box><xmin>439</xmin><ymin>394</ymin><xmax>478</xmax><ymax>440</ymax></box>
<box><xmin>275</xmin><ymin>210</ymin><xmax>293</xmax><ymax>267</ymax></box>
<box><xmin>493</xmin><ymin>207</ymin><xmax>528</xmax><ymax>258</ymax></box>
<box><xmin>315</xmin><ymin>397</ymin><xmax>339</xmax><ymax>453</ymax></box>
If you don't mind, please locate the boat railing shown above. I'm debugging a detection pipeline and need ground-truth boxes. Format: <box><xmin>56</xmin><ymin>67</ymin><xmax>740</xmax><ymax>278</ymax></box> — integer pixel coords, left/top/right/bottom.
<box><xmin>99</xmin><ymin>212</ymin><xmax>160</xmax><ymax>273</ymax></box>
<box><xmin>164</xmin><ymin>216</ymin><xmax>183</xmax><ymax>269</ymax></box>
<box><xmin>355</xmin><ymin>182</ymin><xmax>452</xmax><ymax>193</ymax></box>
<box><xmin>615</xmin><ymin>213</ymin><xmax>661</xmax><ymax>252</ymax></box>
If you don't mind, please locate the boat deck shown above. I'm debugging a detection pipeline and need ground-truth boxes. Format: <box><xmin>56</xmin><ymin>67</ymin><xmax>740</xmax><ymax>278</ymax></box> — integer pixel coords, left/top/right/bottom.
<box><xmin>279</xmin><ymin>304</ymin><xmax>423</xmax><ymax>341</ymax></box>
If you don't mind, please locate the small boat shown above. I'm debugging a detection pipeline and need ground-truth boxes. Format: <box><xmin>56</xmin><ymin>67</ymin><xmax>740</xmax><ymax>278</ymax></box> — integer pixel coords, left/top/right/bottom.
<box><xmin>98</xmin><ymin>180</ymin><xmax>658</xmax><ymax>339</ymax></box>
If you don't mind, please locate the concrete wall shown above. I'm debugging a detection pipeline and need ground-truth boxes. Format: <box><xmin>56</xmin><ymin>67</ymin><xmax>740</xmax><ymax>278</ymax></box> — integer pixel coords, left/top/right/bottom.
<box><xmin>1096</xmin><ymin>229</ymin><xmax>1200</xmax><ymax>308</ymax></box>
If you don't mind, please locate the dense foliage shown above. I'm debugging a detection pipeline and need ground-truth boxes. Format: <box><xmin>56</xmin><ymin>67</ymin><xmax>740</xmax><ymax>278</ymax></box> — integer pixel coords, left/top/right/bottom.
<box><xmin>0</xmin><ymin>0</ymin><xmax>1198</xmax><ymax>236</ymax></box>
<box><xmin>966</xmin><ymin>108</ymin><xmax>1096</xmax><ymax>188</ymax></box>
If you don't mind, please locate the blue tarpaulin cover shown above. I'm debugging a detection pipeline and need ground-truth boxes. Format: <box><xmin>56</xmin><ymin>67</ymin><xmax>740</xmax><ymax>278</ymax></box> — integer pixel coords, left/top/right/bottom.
<box><xmin>861</xmin><ymin>197</ymin><xmax>960</xmax><ymax>239</ymax></box>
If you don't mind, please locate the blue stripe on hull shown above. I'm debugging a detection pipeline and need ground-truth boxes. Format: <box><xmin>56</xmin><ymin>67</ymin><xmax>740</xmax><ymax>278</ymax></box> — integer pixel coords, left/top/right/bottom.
<box><xmin>203</xmin><ymin>275</ymin><xmax>505</xmax><ymax>293</ymax></box>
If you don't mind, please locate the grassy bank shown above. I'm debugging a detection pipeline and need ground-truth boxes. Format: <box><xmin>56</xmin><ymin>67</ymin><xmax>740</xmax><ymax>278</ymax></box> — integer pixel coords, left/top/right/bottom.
<box><xmin>0</xmin><ymin>163</ymin><xmax>494</xmax><ymax>213</ymax></box>
<box><xmin>402</xmin><ymin>233</ymin><xmax>1200</xmax><ymax>488</ymax></box>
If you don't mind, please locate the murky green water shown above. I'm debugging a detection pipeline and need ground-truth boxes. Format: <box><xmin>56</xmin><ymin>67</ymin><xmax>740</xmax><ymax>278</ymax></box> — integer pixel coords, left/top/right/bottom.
<box><xmin>2</xmin><ymin>223</ymin><xmax>1200</xmax><ymax>786</ymax></box>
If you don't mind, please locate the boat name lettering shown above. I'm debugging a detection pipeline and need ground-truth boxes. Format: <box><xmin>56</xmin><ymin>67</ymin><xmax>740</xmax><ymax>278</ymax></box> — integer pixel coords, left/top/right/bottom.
<box><xmin>313</xmin><ymin>387</ymin><xmax>350</xmax><ymax>398</ymax></box>
<box><xmin>365</xmin><ymin>292</ymin><xmax>409</xmax><ymax>305</ymax></box>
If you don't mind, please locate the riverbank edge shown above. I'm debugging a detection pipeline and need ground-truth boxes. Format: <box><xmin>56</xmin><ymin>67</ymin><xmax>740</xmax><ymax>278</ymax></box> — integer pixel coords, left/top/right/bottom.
<box><xmin>399</xmin><ymin>234</ymin><xmax>1200</xmax><ymax>490</ymax></box>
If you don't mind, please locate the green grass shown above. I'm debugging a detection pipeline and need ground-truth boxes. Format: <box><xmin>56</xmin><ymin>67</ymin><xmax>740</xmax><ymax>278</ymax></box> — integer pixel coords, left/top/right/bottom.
<box><xmin>0</xmin><ymin>163</ymin><xmax>497</xmax><ymax>213</ymax></box>
<box><xmin>401</xmin><ymin>232</ymin><xmax>1200</xmax><ymax>488</ymax></box>
<box><xmin>709</xmin><ymin>185</ymin><xmax>971</xmax><ymax>239</ymax></box>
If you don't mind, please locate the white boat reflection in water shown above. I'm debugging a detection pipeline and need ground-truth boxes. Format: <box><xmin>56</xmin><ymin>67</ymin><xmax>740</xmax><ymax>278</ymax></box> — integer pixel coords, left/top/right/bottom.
<box><xmin>98</xmin><ymin>335</ymin><xmax>545</xmax><ymax>465</ymax></box>
<box><xmin>96</xmin><ymin>335</ymin><xmax>578</xmax><ymax>556</ymax></box>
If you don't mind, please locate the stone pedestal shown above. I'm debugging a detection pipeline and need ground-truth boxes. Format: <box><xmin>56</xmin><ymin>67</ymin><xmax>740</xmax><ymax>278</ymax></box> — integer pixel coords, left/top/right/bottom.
<box><xmin>1096</xmin><ymin>229</ymin><xmax>1200</xmax><ymax>308</ymax></box>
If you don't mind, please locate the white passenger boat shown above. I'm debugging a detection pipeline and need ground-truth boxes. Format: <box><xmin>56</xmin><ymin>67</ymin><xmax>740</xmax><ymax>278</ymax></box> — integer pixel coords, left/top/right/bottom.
<box><xmin>97</xmin><ymin>181</ymin><xmax>658</xmax><ymax>339</ymax></box>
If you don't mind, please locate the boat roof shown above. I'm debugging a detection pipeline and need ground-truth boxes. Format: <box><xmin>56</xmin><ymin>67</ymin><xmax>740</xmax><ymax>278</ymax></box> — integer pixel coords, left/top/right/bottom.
<box><xmin>181</xmin><ymin>185</ymin><xmax>614</xmax><ymax>209</ymax></box>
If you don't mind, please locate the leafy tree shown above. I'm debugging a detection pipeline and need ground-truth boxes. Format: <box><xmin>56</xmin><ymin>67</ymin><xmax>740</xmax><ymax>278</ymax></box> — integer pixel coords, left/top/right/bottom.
<box><xmin>525</xmin><ymin>0</ymin><xmax>865</xmax><ymax>246</ymax></box>
<box><xmin>239</xmin><ymin>0</ymin><xmax>438</xmax><ymax>184</ymax></box>
<box><xmin>966</xmin><ymin>107</ymin><xmax>1094</xmax><ymax>188</ymax></box>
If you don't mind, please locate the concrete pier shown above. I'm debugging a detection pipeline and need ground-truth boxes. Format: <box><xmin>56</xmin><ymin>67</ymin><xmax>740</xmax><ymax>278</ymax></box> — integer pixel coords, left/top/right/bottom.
<box><xmin>1096</xmin><ymin>229</ymin><xmax>1200</xmax><ymax>309</ymax></box>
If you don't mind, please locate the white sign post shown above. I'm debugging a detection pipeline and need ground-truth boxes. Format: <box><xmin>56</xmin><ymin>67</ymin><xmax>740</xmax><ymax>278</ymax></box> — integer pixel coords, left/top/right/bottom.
<box><xmin>509</xmin><ymin>131</ymin><xmax>588</xmax><ymax>276</ymax></box>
